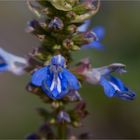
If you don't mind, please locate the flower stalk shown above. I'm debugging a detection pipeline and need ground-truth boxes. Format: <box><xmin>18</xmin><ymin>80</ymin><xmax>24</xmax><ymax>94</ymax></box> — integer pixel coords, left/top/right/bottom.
<box><xmin>0</xmin><ymin>0</ymin><xmax>136</xmax><ymax>139</ymax></box>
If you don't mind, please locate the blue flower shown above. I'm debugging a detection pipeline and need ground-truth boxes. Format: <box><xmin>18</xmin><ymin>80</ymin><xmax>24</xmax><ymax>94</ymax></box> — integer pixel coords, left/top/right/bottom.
<box><xmin>74</xmin><ymin>60</ymin><xmax>135</xmax><ymax>100</ymax></box>
<box><xmin>0</xmin><ymin>48</ymin><xmax>28</xmax><ymax>75</ymax></box>
<box><xmin>31</xmin><ymin>55</ymin><xmax>80</xmax><ymax>100</ymax></box>
<box><xmin>98</xmin><ymin>64</ymin><xmax>135</xmax><ymax>100</ymax></box>
<box><xmin>77</xmin><ymin>19</ymin><xmax>105</xmax><ymax>50</ymax></box>
<box><xmin>100</xmin><ymin>76</ymin><xmax>135</xmax><ymax>100</ymax></box>
<box><xmin>82</xmin><ymin>26</ymin><xmax>105</xmax><ymax>50</ymax></box>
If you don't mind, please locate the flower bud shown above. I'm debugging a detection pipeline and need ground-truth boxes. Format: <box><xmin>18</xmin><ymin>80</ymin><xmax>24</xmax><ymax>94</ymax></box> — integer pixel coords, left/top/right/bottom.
<box><xmin>50</xmin><ymin>118</ymin><xmax>56</xmax><ymax>124</ymax></box>
<box><xmin>48</xmin><ymin>17</ymin><xmax>64</xmax><ymax>31</ymax></box>
<box><xmin>72</xmin><ymin>121</ymin><xmax>82</xmax><ymax>127</ymax></box>
<box><xmin>72</xmin><ymin>33</ymin><xmax>86</xmax><ymax>45</ymax></box>
<box><xmin>53</xmin><ymin>45</ymin><xmax>61</xmax><ymax>50</ymax></box>
<box><xmin>51</xmin><ymin>101</ymin><xmax>60</xmax><ymax>109</ymax></box>
<box><xmin>48</xmin><ymin>0</ymin><xmax>73</xmax><ymax>11</ymax></box>
<box><xmin>66</xmin><ymin>91</ymin><xmax>82</xmax><ymax>101</ymax></box>
<box><xmin>57</xmin><ymin>111</ymin><xmax>71</xmax><ymax>123</ymax></box>
<box><xmin>37</xmin><ymin>35</ymin><xmax>45</xmax><ymax>41</ymax></box>
<box><xmin>67</xmin><ymin>24</ymin><xmax>77</xmax><ymax>33</ymax></box>
<box><xmin>71</xmin><ymin>45</ymin><xmax>80</xmax><ymax>51</ymax></box>
<box><xmin>72</xmin><ymin>0</ymin><xmax>100</xmax><ymax>23</ymax></box>
<box><xmin>26</xmin><ymin>20</ymin><xmax>39</xmax><ymax>33</ymax></box>
<box><xmin>41</xmin><ymin>8</ymin><xmax>49</xmax><ymax>15</ymax></box>
<box><xmin>75</xmin><ymin>101</ymin><xmax>89</xmax><ymax>119</ymax></box>
<box><xmin>40</xmin><ymin>21</ymin><xmax>47</xmax><ymax>28</ymax></box>
<box><xmin>63</xmin><ymin>39</ymin><xmax>74</xmax><ymax>49</ymax></box>
<box><xmin>66</xmin><ymin>11</ymin><xmax>77</xmax><ymax>20</ymax></box>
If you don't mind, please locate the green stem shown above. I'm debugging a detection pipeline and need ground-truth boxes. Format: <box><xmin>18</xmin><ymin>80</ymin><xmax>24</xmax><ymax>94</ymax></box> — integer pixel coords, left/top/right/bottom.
<box><xmin>58</xmin><ymin>123</ymin><xmax>67</xmax><ymax>139</ymax></box>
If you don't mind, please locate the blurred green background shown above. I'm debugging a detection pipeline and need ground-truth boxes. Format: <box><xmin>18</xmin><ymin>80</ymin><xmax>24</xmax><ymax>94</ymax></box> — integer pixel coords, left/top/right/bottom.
<box><xmin>0</xmin><ymin>1</ymin><xmax>140</xmax><ymax>139</ymax></box>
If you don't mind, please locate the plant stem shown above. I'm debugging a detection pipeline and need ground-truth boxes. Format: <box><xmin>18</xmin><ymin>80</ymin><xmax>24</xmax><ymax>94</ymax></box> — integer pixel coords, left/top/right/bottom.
<box><xmin>58</xmin><ymin>123</ymin><xmax>67</xmax><ymax>139</ymax></box>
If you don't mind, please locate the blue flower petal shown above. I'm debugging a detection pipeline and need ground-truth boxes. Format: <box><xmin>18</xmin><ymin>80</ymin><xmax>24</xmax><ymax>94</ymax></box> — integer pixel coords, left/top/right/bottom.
<box><xmin>0</xmin><ymin>49</ymin><xmax>12</xmax><ymax>72</ymax></box>
<box><xmin>42</xmin><ymin>77</ymin><xmax>54</xmax><ymax>99</ymax></box>
<box><xmin>114</xmin><ymin>91</ymin><xmax>135</xmax><ymax>101</ymax></box>
<box><xmin>0</xmin><ymin>55</ymin><xmax>9</xmax><ymax>71</ymax></box>
<box><xmin>99</xmin><ymin>77</ymin><xmax>115</xmax><ymax>97</ymax></box>
<box><xmin>51</xmin><ymin>87</ymin><xmax>60</xmax><ymax>98</ymax></box>
<box><xmin>59</xmin><ymin>72</ymin><xmax>69</xmax><ymax>93</ymax></box>
<box><xmin>77</xmin><ymin>20</ymin><xmax>91</xmax><ymax>32</ymax></box>
<box><xmin>51</xmin><ymin>54</ymin><xmax>65</xmax><ymax>67</ymax></box>
<box><xmin>110</xmin><ymin>76</ymin><xmax>136</xmax><ymax>100</ymax></box>
<box><xmin>62</xmin><ymin>68</ymin><xmax>80</xmax><ymax>90</ymax></box>
<box><xmin>82</xmin><ymin>41</ymin><xmax>104</xmax><ymax>50</ymax></box>
<box><xmin>0</xmin><ymin>66</ymin><xmax>8</xmax><ymax>72</ymax></box>
<box><xmin>42</xmin><ymin>71</ymin><xmax>69</xmax><ymax>99</ymax></box>
<box><xmin>92</xmin><ymin>26</ymin><xmax>105</xmax><ymax>41</ymax></box>
<box><xmin>31</xmin><ymin>66</ymin><xmax>49</xmax><ymax>86</ymax></box>
<box><xmin>109</xmin><ymin>76</ymin><xmax>126</xmax><ymax>91</ymax></box>
<box><xmin>0</xmin><ymin>63</ymin><xmax>8</xmax><ymax>72</ymax></box>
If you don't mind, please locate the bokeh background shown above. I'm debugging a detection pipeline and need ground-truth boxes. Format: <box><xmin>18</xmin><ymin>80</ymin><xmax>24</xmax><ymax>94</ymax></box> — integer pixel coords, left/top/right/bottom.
<box><xmin>0</xmin><ymin>1</ymin><xmax>140</xmax><ymax>139</ymax></box>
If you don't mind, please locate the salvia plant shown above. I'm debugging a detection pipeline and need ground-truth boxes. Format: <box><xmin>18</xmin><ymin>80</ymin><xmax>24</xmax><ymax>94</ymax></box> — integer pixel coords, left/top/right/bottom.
<box><xmin>0</xmin><ymin>0</ymin><xmax>136</xmax><ymax>139</ymax></box>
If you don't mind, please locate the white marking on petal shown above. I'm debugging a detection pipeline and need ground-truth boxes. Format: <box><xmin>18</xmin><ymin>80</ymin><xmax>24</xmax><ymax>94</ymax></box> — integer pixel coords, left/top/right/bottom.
<box><xmin>57</xmin><ymin>77</ymin><xmax>61</xmax><ymax>93</ymax></box>
<box><xmin>50</xmin><ymin>78</ymin><xmax>55</xmax><ymax>91</ymax></box>
<box><xmin>109</xmin><ymin>82</ymin><xmax>121</xmax><ymax>91</ymax></box>
<box><xmin>50</xmin><ymin>76</ymin><xmax>61</xmax><ymax>94</ymax></box>
<box><xmin>58</xmin><ymin>55</ymin><xmax>61</xmax><ymax>64</ymax></box>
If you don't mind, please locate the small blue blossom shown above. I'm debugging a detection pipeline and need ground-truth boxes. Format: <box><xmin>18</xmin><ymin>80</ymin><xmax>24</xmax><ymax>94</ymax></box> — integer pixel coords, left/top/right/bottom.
<box><xmin>0</xmin><ymin>48</ymin><xmax>28</xmax><ymax>75</ymax></box>
<box><xmin>82</xmin><ymin>26</ymin><xmax>105</xmax><ymax>50</ymax></box>
<box><xmin>74</xmin><ymin>60</ymin><xmax>135</xmax><ymax>100</ymax></box>
<box><xmin>77</xmin><ymin>19</ymin><xmax>105</xmax><ymax>50</ymax></box>
<box><xmin>31</xmin><ymin>55</ymin><xmax>80</xmax><ymax>100</ymax></box>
